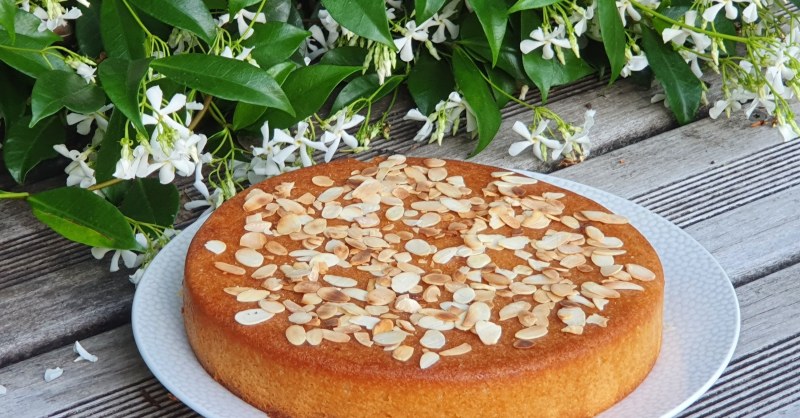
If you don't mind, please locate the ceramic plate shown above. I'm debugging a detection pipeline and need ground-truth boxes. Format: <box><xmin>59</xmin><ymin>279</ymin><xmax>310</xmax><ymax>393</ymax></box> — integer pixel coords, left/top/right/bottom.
<box><xmin>132</xmin><ymin>171</ymin><xmax>740</xmax><ymax>418</ymax></box>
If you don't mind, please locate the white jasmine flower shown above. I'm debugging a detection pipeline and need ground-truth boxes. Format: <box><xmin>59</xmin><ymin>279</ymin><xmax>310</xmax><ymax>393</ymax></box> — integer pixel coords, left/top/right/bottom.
<box><xmin>147</xmin><ymin>134</ymin><xmax>200</xmax><ymax>184</ymax></box>
<box><xmin>520</xmin><ymin>25</ymin><xmax>571</xmax><ymax>60</ymax></box>
<box><xmin>394</xmin><ymin>20</ymin><xmax>432</xmax><ymax>62</ymax></box>
<box><xmin>615</xmin><ymin>0</ymin><xmax>641</xmax><ymax>26</ymax></box>
<box><xmin>742</xmin><ymin>2</ymin><xmax>758</xmax><ymax>23</ymax></box>
<box><xmin>321</xmin><ymin>111</ymin><xmax>365</xmax><ymax>161</ymax></box>
<box><xmin>53</xmin><ymin>144</ymin><xmax>96</xmax><ymax>188</ymax></box>
<box><xmin>168</xmin><ymin>28</ymin><xmax>200</xmax><ymax>54</ymax></box>
<box><xmin>113</xmin><ymin>144</ymin><xmax>151</xmax><ymax>180</ymax></box>
<box><xmin>430</xmin><ymin>1</ymin><xmax>460</xmax><ymax>43</ymax></box>
<box><xmin>404</xmin><ymin>108</ymin><xmax>435</xmax><ymax>142</ymax></box>
<box><xmin>73</xmin><ymin>341</ymin><xmax>98</xmax><ymax>363</ymax></box>
<box><xmin>66</xmin><ymin>105</ymin><xmax>112</xmax><ymax>136</ymax></box>
<box><xmin>709</xmin><ymin>98</ymin><xmax>742</xmax><ymax>119</ymax></box>
<box><xmin>218</xmin><ymin>9</ymin><xmax>266</xmax><ymax>40</ymax></box>
<box><xmin>44</xmin><ymin>368</ymin><xmax>63</xmax><ymax>383</ymax></box>
<box><xmin>183</xmin><ymin>101</ymin><xmax>205</xmax><ymax>128</ymax></box>
<box><xmin>32</xmin><ymin>4</ymin><xmax>81</xmax><ymax>32</ymax></box>
<box><xmin>553</xmin><ymin>109</ymin><xmax>596</xmax><ymax>160</ymax></box>
<box><xmin>702</xmin><ymin>0</ymin><xmax>745</xmax><ymax>22</ymax></box>
<box><xmin>91</xmin><ymin>234</ymin><xmax>148</xmax><ymax>272</ymax></box>
<box><xmin>185</xmin><ymin>174</ymin><xmax>223</xmax><ymax>216</ymax></box>
<box><xmin>441</xmin><ymin>92</ymin><xmax>476</xmax><ymax>139</ymax></box>
<box><xmin>272</xmin><ymin>122</ymin><xmax>327</xmax><ymax>167</ymax></box>
<box><xmin>386</xmin><ymin>0</ymin><xmax>403</xmax><ymax>8</ymax></box>
<box><xmin>661</xmin><ymin>11</ymin><xmax>712</xmax><ymax>52</ymax></box>
<box><xmin>620</xmin><ymin>49</ymin><xmax>649</xmax><ymax>77</ymax></box>
<box><xmin>572</xmin><ymin>1</ymin><xmax>596</xmax><ymax>37</ymax></box>
<box><xmin>679</xmin><ymin>50</ymin><xmax>704</xmax><ymax>78</ymax></box>
<box><xmin>141</xmin><ymin>86</ymin><xmax>190</xmax><ymax>142</ymax></box>
<box><xmin>744</xmin><ymin>88</ymin><xmax>777</xmax><ymax>118</ymax></box>
<box><xmin>220</xmin><ymin>46</ymin><xmax>257</xmax><ymax>64</ymax></box>
<box><xmin>128</xmin><ymin>268</ymin><xmax>145</xmax><ymax>285</ymax></box>
<box><xmin>777</xmin><ymin>120</ymin><xmax>800</xmax><ymax>141</ymax></box>
<box><xmin>508</xmin><ymin>120</ymin><xmax>562</xmax><ymax>161</ymax></box>
<box><xmin>251</xmin><ymin>122</ymin><xmax>287</xmax><ymax>177</ymax></box>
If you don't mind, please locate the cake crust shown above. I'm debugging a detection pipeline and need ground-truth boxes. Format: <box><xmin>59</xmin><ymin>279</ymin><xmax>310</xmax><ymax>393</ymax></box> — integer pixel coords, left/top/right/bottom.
<box><xmin>184</xmin><ymin>157</ymin><xmax>664</xmax><ymax>417</ymax></box>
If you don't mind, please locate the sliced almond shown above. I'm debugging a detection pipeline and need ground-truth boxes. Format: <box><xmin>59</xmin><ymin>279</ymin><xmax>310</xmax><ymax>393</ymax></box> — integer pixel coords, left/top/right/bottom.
<box><xmin>440</xmin><ymin>343</ymin><xmax>472</xmax><ymax>356</ymax></box>
<box><xmin>312</xmin><ymin>176</ymin><xmax>334</xmax><ymax>187</ymax></box>
<box><xmin>419</xmin><ymin>351</ymin><xmax>440</xmax><ymax>369</ymax></box>
<box><xmin>214</xmin><ymin>262</ymin><xmax>245</xmax><ymax>275</ymax></box>
<box><xmin>515</xmin><ymin>325</ymin><xmax>548</xmax><ymax>340</ymax></box>
<box><xmin>392</xmin><ymin>345</ymin><xmax>414</xmax><ymax>362</ymax></box>
<box><xmin>285</xmin><ymin>325</ymin><xmax>306</xmax><ymax>345</ymax></box>
<box><xmin>626</xmin><ymin>263</ymin><xmax>656</xmax><ymax>281</ymax></box>
<box><xmin>204</xmin><ymin>240</ymin><xmax>226</xmax><ymax>254</ymax></box>
<box><xmin>234</xmin><ymin>309</ymin><xmax>274</xmax><ymax>325</ymax></box>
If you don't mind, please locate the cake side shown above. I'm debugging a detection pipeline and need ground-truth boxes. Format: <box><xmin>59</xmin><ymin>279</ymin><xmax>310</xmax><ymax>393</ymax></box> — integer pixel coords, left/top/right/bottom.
<box><xmin>183</xmin><ymin>156</ymin><xmax>664</xmax><ymax>417</ymax></box>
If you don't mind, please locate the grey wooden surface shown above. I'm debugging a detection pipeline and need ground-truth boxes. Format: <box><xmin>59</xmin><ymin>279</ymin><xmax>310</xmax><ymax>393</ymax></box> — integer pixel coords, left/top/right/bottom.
<box><xmin>1</xmin><ymin>76</ymin><xmax>798</xmax><ymax>418</ymax></box>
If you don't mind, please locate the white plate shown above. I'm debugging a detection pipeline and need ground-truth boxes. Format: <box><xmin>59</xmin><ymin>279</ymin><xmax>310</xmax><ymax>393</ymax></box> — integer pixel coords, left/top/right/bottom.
<box><xmin>132</xmin><ymin>171</ymin><xmax>740</xmax><ymax>418</ymax></box>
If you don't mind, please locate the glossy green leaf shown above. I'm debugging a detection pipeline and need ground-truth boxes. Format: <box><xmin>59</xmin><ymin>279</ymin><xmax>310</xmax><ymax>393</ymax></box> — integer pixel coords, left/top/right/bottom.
<box><xmin>119</xmin><ymin>178</ymin><xmax>180</xmax><ymax>228</ymax></box>
<box><xmin>74</xmin><ymin>4</ymin><xmax>103</xmax><ymax>58</ymax></box>
<box><xmin>459</xmin><ymin>14</ymin><xmax>527</xmax><ymax>81</ymax></box>
<box><xmin>407</xmin><ymin>51</ymin><xmax>454</xmax><ymax>115</ymax></box>
<box><xmin>101</xmin><ymin>0</ymin><xmax>146</xmax><ymax>60</ymax></box>
<box><xmin>597</xmin><ymin>0</ymin><xmax>625</xmax><ymax>82</ymax></box>
<box><xmin>0</xmin><ymin>32</ymin><xmax>69</xmax><ymax>78</ymax></box>
<box><xmin>134</xmin><ymin>0</ymin><xmax>217</xmax><ymax>44</ymax></box>
<box><xmin>98</xmin><ymin>58</ymin><xmax>149</xmax><ymax>133</ymax></box>
<box><xmin>242</xmin><ymin>22</ymin><xmax>310</xmax><ymax>69</ymax></box>
<box><xmin>13</xmin><ymin>10</ymin><xmax>60</xmax><ymax>44</ymax></box>
<box><xmin>3</xmin><ymin>115</ymin><xmax>64</xmax><ymax>183</ymax></box>
<box><xmin>485</xmin><ymin>64</ymin><xmax>516</xmax><ymax>108</ymax></box>
<box><xmin>28</xmin><ymin>187</ymin><xmax>142</xmax><ymax>250</ymax></box>
<box><xmin>331</xmin><ymin>74</ymin><xmax>405</xmax><ymax>114</ymax></box>
<box><xmin>30</xmin><ymin>70</ymin><xmax>106</xmax><ymax>127</ymax></box>
<box><xmin>261</xmin><ymin>64</ymin><xmax>362</xmax><ymax>128</ymax></box>
<box><xmin>415</xmin><ymin>0</ymin><xmax>446</xmax><ymax>24</ymax></box>
<box><xmin>468</xmin><ymin>0</ymin><xmax>508</xmax><ymax>66</ymax></box>
<box><xmin>151</xmin><ymin>54</ymin><xmax>293</xmax><ymax>113</ymax></box>
<box><xmin>520</xmin><ymin>11</ymin><xmax>594</xmax><ymax>102</ymax></box>
<box><xmin>94</xmin><ymin>109</ymin><xmax>126</xmax><ymax>183</ymax></box>
<box><xmin>0</xmin><ymin>0</ymin><xmax>16</xmax><ymax>43</ymax></box>
<box><xmin>319</xmin><ymin>46</ymin><xmax>368</xmax><ymax>66</ymax></box>
<box><xmin>265</xmin><ymin>61</ymin><xmax>298</xmax><ymax>84</ymax></box>
<box><xmin>230</xmin><ymin>0</ymin><xmax>261</xmax><ymax>16</ymax></box>
<box><xmin>452</xmin><ymin>47</ymin><xmax>501</xmax><ymax>157</ymax></box>
<box><xmin>508</xmin><ymin>0</ymin><xmax>562</xmax><ymax>13</ymax></box>
<box><xmin>641</xmin><ymin>27</ymin><xmax>702</xmax><ymax>125</ymax></box>
<box><xmin>0</xmin><ymin>68</ymin><xmax>27</xmax><ymax>123</ymax></box>
<box><xmin>231</xmin><ymin>62</ymin><xmax>297</xmax><ymax>130</ymax></box>
<box><xmin>263</xmin><ymin>0</ymin><xmax>294</xmax><ymax>22</ymax></box>
<box><xmin>320</xmin><ymin>0</ymin><xmax>394</xmax><ymax>47</ymax></box>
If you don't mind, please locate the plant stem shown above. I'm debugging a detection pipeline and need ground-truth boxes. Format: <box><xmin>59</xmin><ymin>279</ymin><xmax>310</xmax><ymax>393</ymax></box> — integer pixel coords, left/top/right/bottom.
<box><xmin>0</xmin><ymin>190</ymin><xmax>30</xmax><ymax>200</ymax></box>
<box><xmin>189</xmin><ymin>95</ymin><xmax>214</xmax><ymax>131</ymax></box>
<box><xmin>88</xmin><ymin>178</ymin><xmax>123</xmax><ymax>191</ymax></box>
<box><xmin>630</xmin><ymin>0</ymin><xmax>761</xmax><ymax>43</ymax></box>
<box><xmin>477</xmin><ymin>70</ymin><xmax>539</xmax><ymax>113</ymax></box>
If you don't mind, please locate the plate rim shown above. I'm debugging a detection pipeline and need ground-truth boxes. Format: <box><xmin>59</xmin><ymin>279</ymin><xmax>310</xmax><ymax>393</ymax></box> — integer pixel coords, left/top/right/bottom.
<box><xmin>131</xmin><ymin>171</ymin><xmax>741</xmax><ymax>418</ymax></box>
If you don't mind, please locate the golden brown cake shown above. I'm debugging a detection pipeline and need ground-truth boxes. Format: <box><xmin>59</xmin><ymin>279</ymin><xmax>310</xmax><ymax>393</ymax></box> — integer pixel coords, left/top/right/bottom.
<box><xmin>183</xmin><ymin>156</ymin><xmax>664</xmax><ymax>418</ymax></box>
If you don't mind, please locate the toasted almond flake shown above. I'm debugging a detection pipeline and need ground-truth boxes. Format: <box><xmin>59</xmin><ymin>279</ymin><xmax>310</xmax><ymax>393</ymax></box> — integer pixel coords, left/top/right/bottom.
<box><xmin>439</xmin><ymin>343</ymin><xmax>472</xmax><ymax>356</ymax></box>
<box><xmin>420</xmin><ymin>330</ymin><xmax>446</xmax><ymax>349</ymax></box>
<box><xmin>626</xmin><ymin>263</ymin><xmax>656</xmax><ymax>281</ymax></box>
<box><xmin>557</xmin><ymin>306</ymin><xmax>586</xmax><ymax>327</ymax></box>
<box><xmin>452</xmin><ymin>287</ymin><xmax>476</xmax><ymax>304</ymax></box>
<box><xmin>286</xmin><ymin>325</ymin><xmax>306</xmax><ymax>345</ymax></box>
<box><xmin>323</xmin><ymin>329</ymin><xmax>351</xmax><ymax>343</ymax></box>
<box><xmin>550</xmin><ymin>283</ymin><xmax>577</xmax><ymax>297</ymax></box>
<box><xmin>432</xmin><ymin>247</ymin><xmax>458</xmax><ymax>264</ymax></box>
<box><xmin>499</xmin><ymin>301</ymin><xmax>532</xmax><ymax>321</ymax></box>
<box><xmin>354</xmin><ymin>332</ymin><xmax>373</xmax><ymax>347</ymax></box>
<box><xmin>475</xmin><ymin>321</ymin><xmax>502</xmax><ymax>345</ymax></box>
<box><xmin>214</xmin><ymin>262</ymin><xmax>246</xmax><ymax>275</ymax></box>
<box><xmin>498</xmin><ymin>236</ymin><xmax>529</xmax><ymax>250</ymax></box>
<box><xmin>417</xmin><ymin>212</ymin><xmax>442</xmax><ymax>228</ymax></box>
<box><xmin>318</xmin><ymin>187</ymin><xmax>344</xmax><ymax>203</ymax></box>
<box><xmin>439</xmin><ymin>197</ymin><xmax>471</xmax><ymax>213</ymax></box>
<box><xmin>466</xmin><ymin>253</ymin><xmax>491</xmax><ymax>269</ymax></box>
<box><xmin>391</xmin><ymin>272</ymin><xmax>421</xmax><ymax>294</ymax></box>
<box><xmin>582</xmin><ymin>282</ymin><xmax>621</xmax><ymax>299</ymax></box>
<box><xmin>243</xmin><ymin>193</ymin><xmax>272</xmax><ymax>212</ymax></box>
<box><xmin>44</xmin><ymin>367</ymin><xmax>63</xmax><ymax>382</ymax></box>
<box><xmin>419</xmin><ymin>351</ymin><xmax>440</xmax><ymax>369</ymax></box>
<box><xmin>289</xmin><ymin>311</ymin><xmax>314</xmax><ymax>324</ymax></box>
<box><xmin>604</xmin><ymin>281</ymin><xmax>645</xmax><ymax>291</ymax></box>
<box><xmin>591</xmin><ymin>252</ymin><xmax>615</xmax><ymax>267</ymax></box>
<box><xmin>587</xmin><ymin>313</ymin><xmax>609</xmax><ymax>327</ymax></box>
<box><xmin>235</xmin><ymin>248</ymin><xmax>264</xmax><ymax>268</ymax></box>
<box><xmin>264</xmin><ymin>241</ymin><xmax>287</xmax><ymax>256</ymax></box>
<box><xmin>240</xmin><ymin>232</ymin><xmax>267</xmax><ymax>249</ymax></box>
<box><xmin>323</xmin><ymin>274</ymin><xmax>358</xmax><ymax>288</ymax></box>
<box><xmin>423</xmin><ymin>158</ymin><xmax>446</xmax><ymax>168</ymax></box>
<box><xmin>317</xmin><ymin>286</ymin><xmax>351</xmax><ymax>303</ymax></box>
<box><xmin>581</xmin><ymin>210</ymin><xmax>629</xmax><ymax>224</ymax></box>
<box><xmin>224</xmin><ymin>286</ymin><xmax>250</xmax><ymax>295</ymax></box>
<box><xmin>385</xmin><ymin>206</ymin><xmax>405</xmax><ymax>221</ymax></box>
<box><xmin>321</xmin><ymin>204</ymin><xmax>343</xmax><ymax>219</ymax></box>
<box><xmin>367</xmin><ymin>286</ymin><xmax>396</xmax><ymax>306</ymax></box>
<box><xmin>373</xmin><ymin>330</ymin><xmax>407</xmax><ymax>346</ymax></box>
<box><xmin>392</xmin><ymin>345</ymin><xmax>414</xmax><ymax>361</ymax></box>
<box><xmin>515</xmin><ymin>325</ymin><xmax>548</xmax><ymax>340</ymax></box>
<box><xmin>236</xmin><ymin>289</ymin><xmax>269</xmax><ymax>302</ymax></box>
<box><xmin>303</xmin><ymin>218</ymin><xmax>327</xmax><ymax>235</ymax></box>
<box><xmin>235</xmin><ymin>309</ymin><xmax>274</xmax><ymax>325</ymax></box>
<box><xmin>258</xmin><ymin>300</ymin><xmax>285</xmax><ymax>313</ymax></box>
<box><xmin>204</xmin><ymin>240</ymin><xmax>226</xmax><ymax>254</ymax></box>
<box><xmin>500</xmin><ymin>175</ymin><xmax>538</xmax><ymax>185</ymax></box>
<box><xmin>251</xmin><ymin>264</ymin><xmax>277</xmax><ymax>279</ymax></box>
<box><xmin>600</xmin><ymin>264</ymin><xmax>623</xmax><ymax>276</ymax></box>
<box><xmin>428</xmin><ymin>167</ymin><xmax>448</xmax><ymax>182</ymax></box>
<box><xmin>276</xmin><ymin>214</ymin><xmax>302</xmax><ymax>235</ymax></box>
<box><xmin>312</xmin><ymin>176</ymin><xmax>334</xmax><ymax>187</ymax></box>
<box><xmin>405</xmin><ymin>239</ymin><xmax>432</xmax><ymax>256</ymax></box>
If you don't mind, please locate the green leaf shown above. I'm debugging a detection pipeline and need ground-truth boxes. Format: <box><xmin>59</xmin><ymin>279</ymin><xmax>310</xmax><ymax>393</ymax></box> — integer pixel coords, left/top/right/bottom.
<box><xmin>13</xmin><ymin>10</ymin><xmax>60</xmax><ymax>44</ymax></box>
<box><xmin>407</xmin><ymin>51</ymin><xmax>454</xmax><ymax>115</ymax></box>
<box><xmin>74</xmin><ymin>3</ymin><xmax>103</xmax><ymax>58</ymax></box>
<box><xmin>415</xmin><ymin>0</ymin><xmax>446</xmax><ymax>24</ymax></box>
<box><xmin>319</xmin><ymin>46</ymin><xmax>368</xmax><ymax>66</ymax></box>
<box><xmin>263</xmin><ymin>0</ymin><xmax>294</xmax><ymax>22</ymax></box>
<box><xmin>452</xmin><ymin>47</ymin><xmax>501</xmax><ymax>157</ymax></box>
<box><xmin>261</xmin><ymin>64</ymin><xmax>362</xmax><ymax>128</ymax></box>
<box><xmin>28</xmin><ymin>187</ymin><xmax>142</xmax><ymax>250</ymax></box>
<box><xmin>459</xmin><ymin>14</ymin><xmax>527</xmax><ymax>81</ymax></box>
<box><xmin>520</xmin><ymin>11</ymin><xmax>594</xmax><ymax>102</ymax></box>
<box><xmin>101</xmin><ymin>0</ymin><xmax>146</xmax><ymax>60</ymax></box>
<box><xmin>320</xmin><ymin>0</ymin><xmax>394</xmax><ymax>47</ymax></box>
<box><xmin>641</xmin><ymin>27</ymin><xmax>702</xmax><ymax>125</ymax></box>
<box><xmin>265</xmin><ymin>61</ymin><xmax>298</xmax><ymax>84</ymax></box>
<box><xmin>30</xmin><ymin>70</ymin><xmax>106</xmax><ymax>127</ymax></box>
<box><xmin>94</xmin><ymin>108</ymin><xmax>126</xmax><ymax>183</ymax></box>
<box><xmin>3</xmin><ymin>115</ymin><xmax>64</xmax><ymax>183</ymax></box>
<box><xmin>242</xmin><ymin>22</ymin><xmax>310</xmax><ymax>69</ymax></box>
<box><xmin>331</xmin><ymin>74</ymin><xmax>405</xmax><ymax>114</ymax></box>
<box><xmin>98</xmin><ymin>58</ymin><xmax>149</xmax><ymax>134</ymax></box>
<box><xmin>0</xmin><ymin>0</ymin><xmax>16</xmax><ymax>43</ymax></box>
<box><xmin>508</xmin><ymin>0</ymin><xmax>562</xmax><ymax>13</ymax></box>
<box><xmin>151</xmin><ymin>54</ymin><xmax>293</xmax><ymax>113</ymax></box>
<box><xmin>468</xmin><ymin>0</ymin><xmax>508</xmax><ymax>67</ymax></box>
<box><xmin>0</xmin><ymin>32</ymin><xmax>69</xmax><ymax>78</ymax></box>
<box><xmin>134</xmin><ymin>0</ymin><xmax>217</xmax><ymax>44</ymax></box>
<box><xmin>119</xmin><ymin>178</ymin><xmax>180</xmax><ymax>228</ymax></box>
<box><xmin>233</xmin><ymin>102</ymin><xmax>267</xmax><ymax>130</ymax></box>
<box><xmin>485</xmin><ymin>64</ymin><xmax>516</xmax><ymax>108</ymax></box>
<box><xmin>597</xmin><ymin>0</ymin><xmax>625</xmax><ymax>82</ymax></box>
<box><xmin>230</xmin><ymin>0</ymin><xmax>261</xmax><ymax>16</ymax></box>
<box><xmin>0</xmin><ymin>67</ymin><xmax>28</xmax><ymax>124</ymax></box>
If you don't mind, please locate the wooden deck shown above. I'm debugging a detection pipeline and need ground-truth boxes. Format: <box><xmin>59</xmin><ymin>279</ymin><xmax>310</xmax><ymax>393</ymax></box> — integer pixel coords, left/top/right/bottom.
<box><xmin>1</xmin><ymin>76</ymin><xmax>799</xmax><ymax>417</ymax></box>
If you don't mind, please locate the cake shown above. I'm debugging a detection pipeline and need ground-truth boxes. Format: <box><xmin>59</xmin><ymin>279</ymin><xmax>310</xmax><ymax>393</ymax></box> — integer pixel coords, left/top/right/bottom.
<box><xmin>183</xmin><ymin>156</ymin><xmax>664</xmax><ymax>418</ymax></box>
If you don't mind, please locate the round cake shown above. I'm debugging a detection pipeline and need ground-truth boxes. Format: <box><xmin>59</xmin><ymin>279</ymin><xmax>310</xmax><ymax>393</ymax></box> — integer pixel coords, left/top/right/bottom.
<box><xmin>183</xmin><ymin>156</ymin><xmax>664</xmax><ymax>418</ymax></box>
